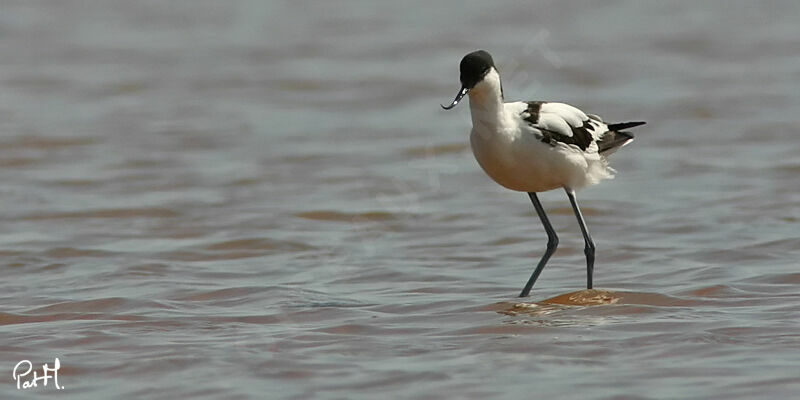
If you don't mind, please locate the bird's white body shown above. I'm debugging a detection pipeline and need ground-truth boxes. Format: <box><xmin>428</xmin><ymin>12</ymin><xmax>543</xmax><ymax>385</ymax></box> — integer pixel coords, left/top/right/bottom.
<box><xmin>467</xmin><ymin>69</ymin><xmax>615</xmax><ymax>192</ymax></box>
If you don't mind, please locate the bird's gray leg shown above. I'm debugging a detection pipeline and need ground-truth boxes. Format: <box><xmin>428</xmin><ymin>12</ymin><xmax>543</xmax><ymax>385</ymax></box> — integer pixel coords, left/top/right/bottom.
<box><xmin>520</xmin><ymin>192</ymin><xmax>558</xmax><ymax>297</ymax></box>
<box><xmin>565</xmin><ymin>188</ymin><xmax>595</xmax><ymax>289</ymax></box>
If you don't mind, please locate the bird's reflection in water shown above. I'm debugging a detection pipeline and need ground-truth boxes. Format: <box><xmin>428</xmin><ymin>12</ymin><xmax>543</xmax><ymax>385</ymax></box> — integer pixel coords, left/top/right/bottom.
<box><xmin>498</xmin><ymin>289</ymin><xmax>623</xmax><ymax>327</ymax></box>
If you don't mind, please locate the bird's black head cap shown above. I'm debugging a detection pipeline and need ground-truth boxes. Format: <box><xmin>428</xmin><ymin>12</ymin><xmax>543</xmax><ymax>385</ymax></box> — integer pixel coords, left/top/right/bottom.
<box><xmin>459</xmin><ymin>50</ymin><xmax>495</xmax><ymax>89</ymax></box>
<box><xmin>441</xmin><ymin>50</ymin><xmax>497</xmax><ymax>110</ymax></box>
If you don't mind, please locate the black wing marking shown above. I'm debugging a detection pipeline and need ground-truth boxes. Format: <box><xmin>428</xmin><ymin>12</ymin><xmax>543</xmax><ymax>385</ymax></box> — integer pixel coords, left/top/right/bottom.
<box><xmin>522</xmin><ymin>101</ymin><xmax>596</xmax><ymax>151</ymax></box>
<box><xmin>522</xmin><ymin>101</ymin><xmax>543</xmax><ymax>125</ymax></box>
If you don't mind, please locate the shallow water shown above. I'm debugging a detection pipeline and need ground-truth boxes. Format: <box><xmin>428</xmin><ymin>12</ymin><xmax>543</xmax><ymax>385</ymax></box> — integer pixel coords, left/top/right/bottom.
<box><xmin>2</xmin><ymin>1</ymin><xmax>800</xmax><ymax>399</ymax></box>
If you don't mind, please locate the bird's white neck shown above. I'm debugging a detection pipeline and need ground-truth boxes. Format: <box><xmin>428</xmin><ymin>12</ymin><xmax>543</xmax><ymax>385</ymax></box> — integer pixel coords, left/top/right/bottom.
<box><xmin>468</xmin><ymin>68</ymin><xmax>504</xmax><ymax>128</ymax></box>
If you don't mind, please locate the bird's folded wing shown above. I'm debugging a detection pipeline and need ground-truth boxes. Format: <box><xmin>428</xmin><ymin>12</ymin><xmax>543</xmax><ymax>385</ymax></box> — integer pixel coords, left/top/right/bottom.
<box><xmin>540</xmin><ymin>102</ymin><xmax>588</xmax><ymax>128</ymax></box>
<box><xmin>524</xmin><ymin>102</ymin><xmax>598</xmax><ymax>151</ymax></box>
<box><xmin>536</xmin><ymin>112</ymin><xmax>574</xmax><ymax>138</ymax></box>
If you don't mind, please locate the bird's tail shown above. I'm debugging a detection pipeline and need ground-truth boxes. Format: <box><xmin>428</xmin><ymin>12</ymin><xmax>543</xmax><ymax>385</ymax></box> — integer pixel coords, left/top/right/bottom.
<box><xmin>597</xmin><ymin>121</ymin><xmax>645</xmax><ymax>154</ymax></box>
<box><xmin>607</xmin><ymin>121</ymin><xmax>646</xmax><ymax>131</ymax></box>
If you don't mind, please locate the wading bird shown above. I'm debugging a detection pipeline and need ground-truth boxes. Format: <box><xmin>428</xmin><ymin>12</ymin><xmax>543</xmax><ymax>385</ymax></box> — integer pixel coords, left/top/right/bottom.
<box><xmin>442</xmin><ymin>50</ymin><xmax>645</xmax><ymax>297</ymax></box>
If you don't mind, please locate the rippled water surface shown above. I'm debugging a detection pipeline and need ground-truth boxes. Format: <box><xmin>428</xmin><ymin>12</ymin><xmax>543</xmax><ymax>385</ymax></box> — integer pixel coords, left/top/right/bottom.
<box><xmin>2</xmin><ymin>1</ymin><xmax>800</xmax><ymax>399</ymax></box>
